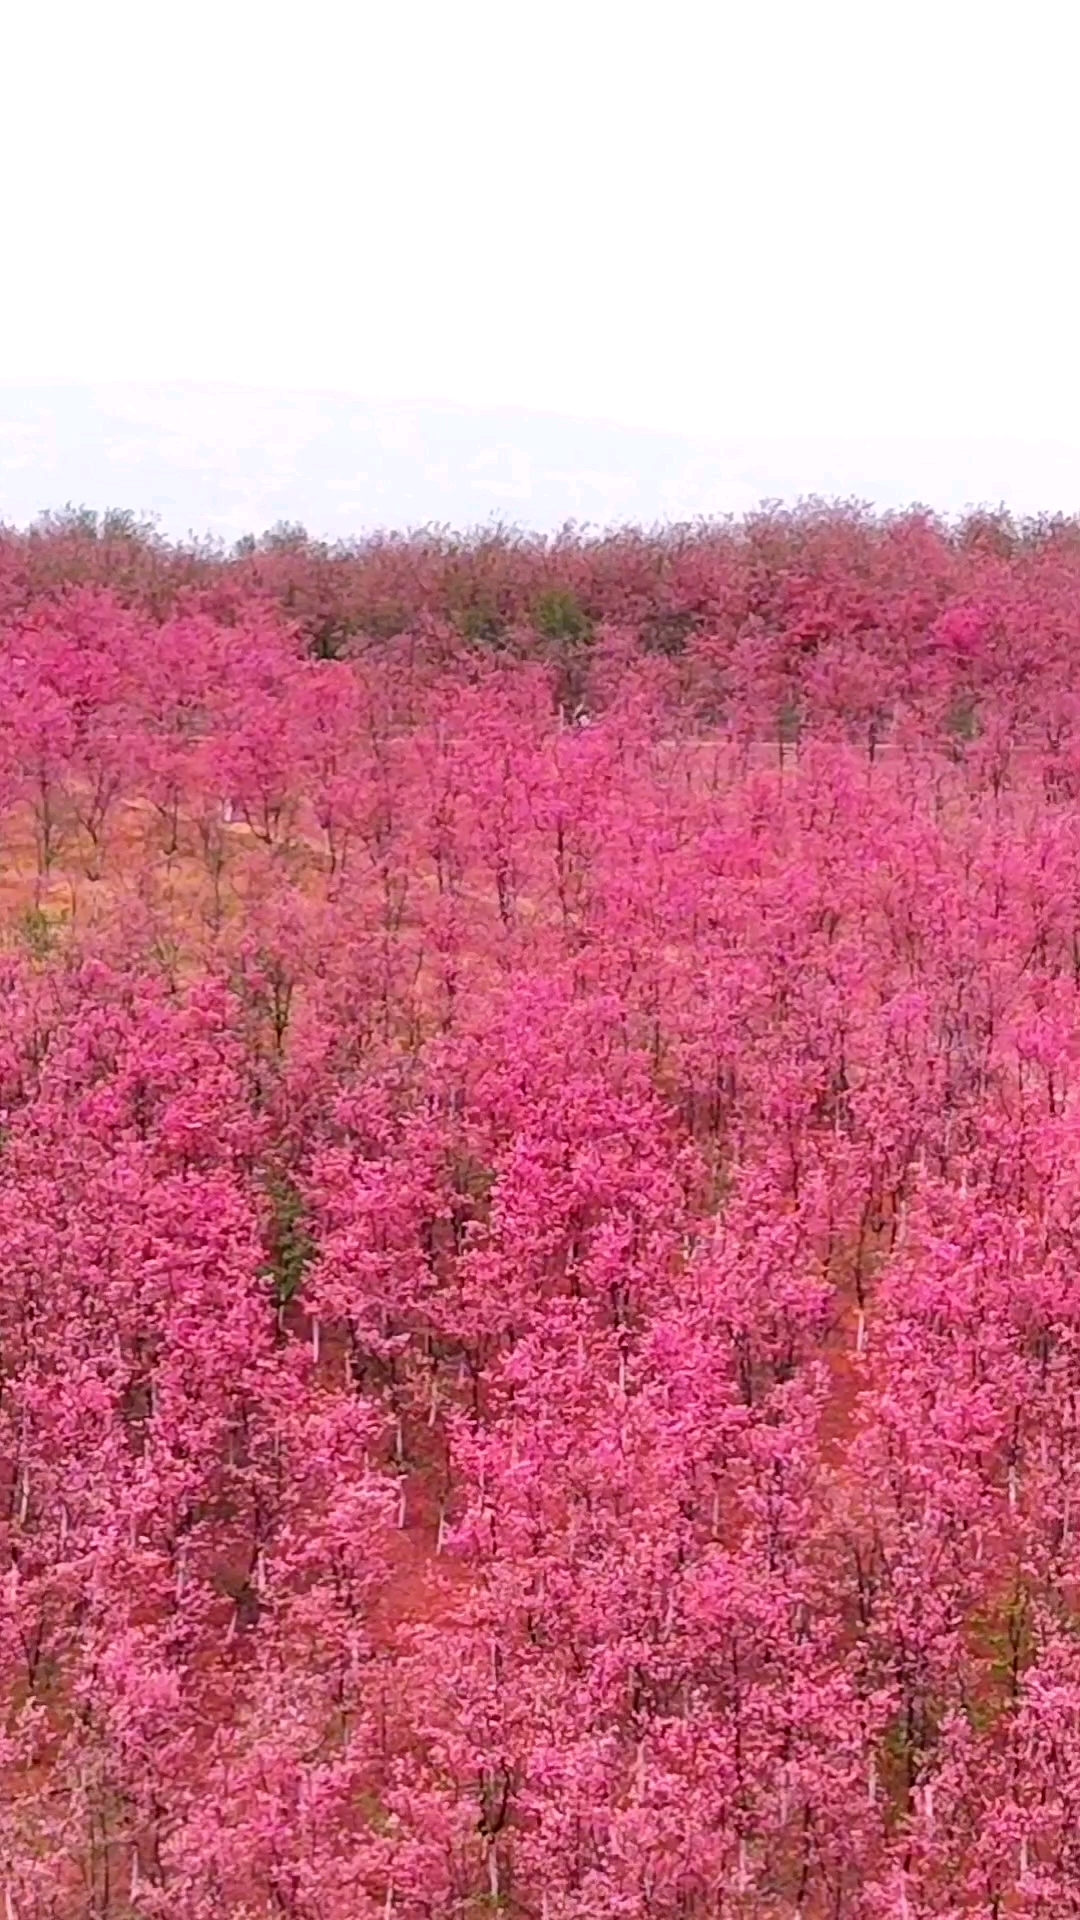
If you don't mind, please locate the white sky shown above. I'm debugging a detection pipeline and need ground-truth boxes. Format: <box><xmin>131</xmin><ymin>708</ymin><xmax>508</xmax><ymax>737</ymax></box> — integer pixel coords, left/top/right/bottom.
<box><xmin>3</xmin><ymin>0</ymin><xmax>1080</xmax><ymax>529</ymax></box>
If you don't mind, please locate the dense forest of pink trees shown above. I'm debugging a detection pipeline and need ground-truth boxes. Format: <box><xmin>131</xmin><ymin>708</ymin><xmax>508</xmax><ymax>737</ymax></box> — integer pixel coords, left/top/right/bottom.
<box><xmin>6</xmin><ymin>502</ymin><xmax>1080</xmax><ymax>1913</ymax></box>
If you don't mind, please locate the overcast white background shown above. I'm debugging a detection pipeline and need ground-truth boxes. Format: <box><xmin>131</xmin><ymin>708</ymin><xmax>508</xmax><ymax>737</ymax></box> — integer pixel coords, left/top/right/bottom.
<box><xmin>3</xmin><ymin>0</ymin><xmax>1079</xmax><ymax>539</ymax></box>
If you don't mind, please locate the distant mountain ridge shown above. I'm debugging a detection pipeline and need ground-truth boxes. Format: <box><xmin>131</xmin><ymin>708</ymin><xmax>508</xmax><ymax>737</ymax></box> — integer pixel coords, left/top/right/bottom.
<box><xmin>3</xmin><ymin>381</ymin><xmax>1080</xmax><ymax>541</ymax></box>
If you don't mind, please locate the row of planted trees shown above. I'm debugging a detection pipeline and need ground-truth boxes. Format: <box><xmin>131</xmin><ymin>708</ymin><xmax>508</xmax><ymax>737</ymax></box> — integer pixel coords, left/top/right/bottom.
<box><xmin>4</xmin><ymin>513</ymin><xmax>1080</xmax><ymax>1912</ymax></box>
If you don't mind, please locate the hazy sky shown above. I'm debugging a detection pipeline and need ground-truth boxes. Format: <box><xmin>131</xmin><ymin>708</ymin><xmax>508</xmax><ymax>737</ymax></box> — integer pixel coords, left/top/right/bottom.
<box><xmin>4</xmin><ymin>0</ymin><xmax>1079</xmax><ymax>531</ymax></box>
